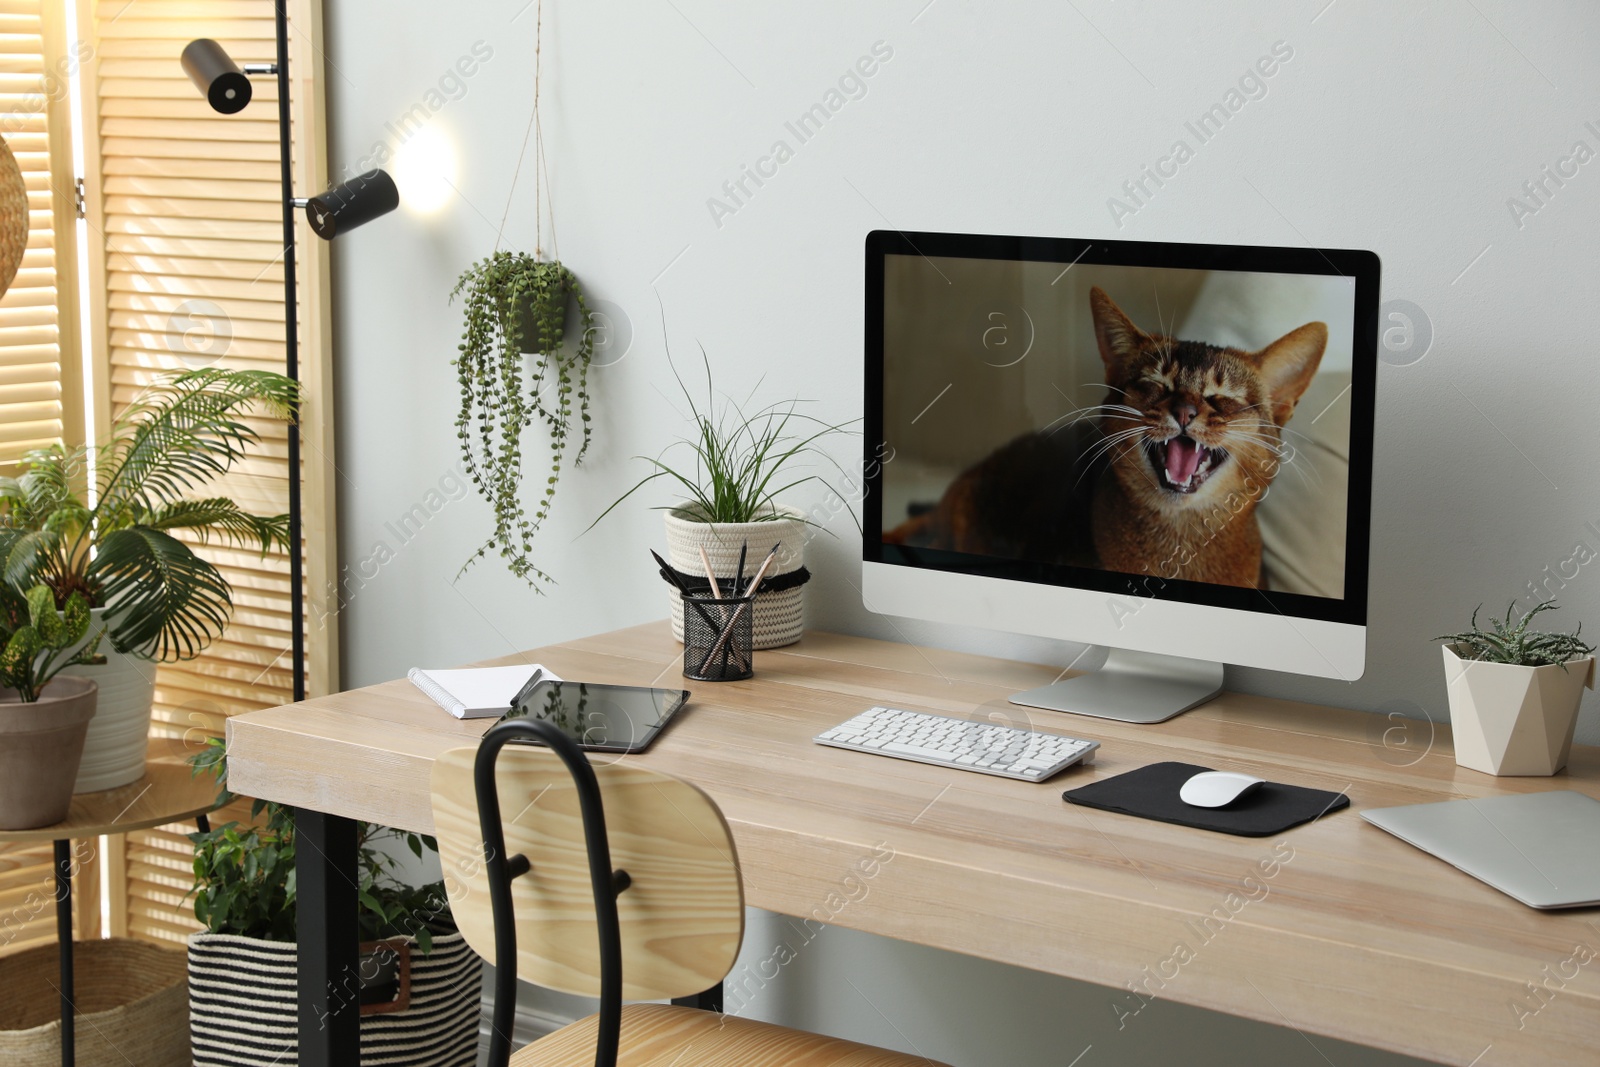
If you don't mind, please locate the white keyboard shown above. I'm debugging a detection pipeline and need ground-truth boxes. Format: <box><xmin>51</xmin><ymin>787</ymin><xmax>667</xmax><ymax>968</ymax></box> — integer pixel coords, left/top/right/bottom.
<box><xmin>814</xmin><ymin>706</ymin><xmax>1099</xmax><ymax>782</ymax></box>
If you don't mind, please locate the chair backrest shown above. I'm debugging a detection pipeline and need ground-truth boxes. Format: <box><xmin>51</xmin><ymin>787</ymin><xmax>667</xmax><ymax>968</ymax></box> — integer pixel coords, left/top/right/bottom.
<box><xmin>430</xmin><ymin>738</ymin><xmax>744</xmax><ymax>1002</ymax></box>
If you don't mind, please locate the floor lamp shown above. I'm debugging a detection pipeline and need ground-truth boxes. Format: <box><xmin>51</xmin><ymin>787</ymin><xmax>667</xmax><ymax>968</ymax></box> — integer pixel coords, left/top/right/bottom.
<box><xmin>181</xmin><ymin>5</ymin><xmax>397</xmax><ymax>706</ymax></box>
<box><xmin>182</xmin><ymin>12</ymin><xmax>395</xmax><ymax>1063</ymax></box>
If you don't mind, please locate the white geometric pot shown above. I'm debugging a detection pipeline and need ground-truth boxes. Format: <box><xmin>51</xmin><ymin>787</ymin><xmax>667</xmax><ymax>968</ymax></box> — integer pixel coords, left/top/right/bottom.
<box><xmin>664</xmin><ymin>503</ymin><xmax>807</xmax><ymax>650</ymax></box>
<box><xmin>64</xmin><ymin>607</ymin><xmax>157</xmax><ymax>793</ymax></box>
<box><xmin>1442</xmin><ymin>644</ymin><xmax>1595</xmax><ymax>776</ymax></box>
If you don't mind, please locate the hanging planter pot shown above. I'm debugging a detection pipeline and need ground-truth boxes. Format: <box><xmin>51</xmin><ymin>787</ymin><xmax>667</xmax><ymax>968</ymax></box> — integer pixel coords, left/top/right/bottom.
<box><xmin>664</xmin><ymin>503</ymin><xmax>809</xmax><ymax>650</ymax></box>
<box><xmin>65</xmin><ymin>607</ymin><xmax>157</xmax><ymax>794</ymax></box>
<box><xmin>499</xmin><ymin>268</ymin><xmax>570</xmax><ymax>355</ymax></box>
<box><xmin>453</xmin><ymin>253</ymin><xmax>596</xmax><ymax>588</ymax></box>
<box><xmin>0</xmin><ymin>676</ymin><xmax>98</xmax><ymax>830</ymax></box>
<box><xmin>187</xmin><ymin>926</ymin><xmax>482</xmax><ymax>1067</ymax></box>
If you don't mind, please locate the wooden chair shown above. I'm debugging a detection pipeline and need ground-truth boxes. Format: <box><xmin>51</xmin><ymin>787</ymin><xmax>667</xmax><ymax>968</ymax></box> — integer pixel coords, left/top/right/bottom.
<box><xmin>430</xmin><ymin>719</ymin><xmax>950</xmax><ymax>1067</ymax></box>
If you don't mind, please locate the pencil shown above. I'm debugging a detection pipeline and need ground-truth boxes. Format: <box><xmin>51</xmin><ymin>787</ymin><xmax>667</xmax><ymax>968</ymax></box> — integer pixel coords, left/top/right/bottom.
<box><xmin>698</xmin><ymin>545</ymin><xmax>723</xmax><ymax>599</ymax></box>
<box><xmin>698</xmin><ymin>543</ymin><xmax>780</xmax><ymax>674</ymax></box>
<box><xmin>651</xmin><ymin>550</ymin><xmax>725</xmax><ymax>636</ymax></box>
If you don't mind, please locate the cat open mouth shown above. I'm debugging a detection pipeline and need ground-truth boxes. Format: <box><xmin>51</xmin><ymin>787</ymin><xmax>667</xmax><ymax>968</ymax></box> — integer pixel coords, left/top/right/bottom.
<box><xmin>1145</xmin><ymin>434</ymin><xmax>1227</xmax><ymax>494</ymax></box>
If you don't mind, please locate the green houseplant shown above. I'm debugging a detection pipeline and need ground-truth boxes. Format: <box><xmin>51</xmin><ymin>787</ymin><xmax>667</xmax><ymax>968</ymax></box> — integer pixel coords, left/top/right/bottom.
<box><xmin>185</xmin><ymin>740</ymin><xmax>481</xmax><ymax>1064</ymax></box>
<box><xmin>0</xmin><ymin>368</ymin><xmax>295</xmax><ymax>792</ymax></box>
<box><xmin>594</xmin><ymin>345</ymin><xmax>858</xmax><ymax>649</ymax></box>
<box><xmin>1437</xmin><ymin>600</ymin><xmax>1597</xmax><ymax>776</ymax></box>
<box><xmin>0</xmin><ymin>583</ymin><xmax>104</xmax><ymax>829</ymax></box>
<box><xmin>452</xmin><ymin>252</ymin><xmax>596</xmax><ymax>589</ymax></box>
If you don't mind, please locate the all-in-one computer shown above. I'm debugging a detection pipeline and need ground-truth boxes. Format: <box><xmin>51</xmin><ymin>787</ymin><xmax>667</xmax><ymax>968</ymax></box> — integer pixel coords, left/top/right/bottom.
<box><xmin>862</xmin><ymin>230</ymin><xmax>1379</xmax><ymax>722</ymax></box>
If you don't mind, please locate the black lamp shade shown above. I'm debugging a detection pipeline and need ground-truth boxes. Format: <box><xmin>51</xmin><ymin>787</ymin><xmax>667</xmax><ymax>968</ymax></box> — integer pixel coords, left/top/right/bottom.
<box><xmin>181</xmin><ymin>39</ymin><xmax>252</xmax><ymax>115</ymax></box>
<box><xmin>305</xmin><ymin>169</ymin><xmax>399</xmax><ymax>240</ymax></box>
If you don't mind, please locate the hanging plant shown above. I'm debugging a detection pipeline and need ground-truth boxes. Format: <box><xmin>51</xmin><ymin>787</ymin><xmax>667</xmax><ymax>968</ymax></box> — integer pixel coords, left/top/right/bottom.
<box><xmin>451</xmin><ymin>253</ymin><xmax>593</xmax><ymax>587</ymax></box>
<box><xmin>449</xmin><ymin>0</ymin><xmax>597</xmax><ymax>589</ymax></box>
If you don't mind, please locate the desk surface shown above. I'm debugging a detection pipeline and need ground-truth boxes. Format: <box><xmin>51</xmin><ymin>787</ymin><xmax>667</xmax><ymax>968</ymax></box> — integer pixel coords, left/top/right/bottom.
<box><xmin>227</xmin><ymin>623</ymin><xmax>1600</xmax><ymax>1066</ymax></box>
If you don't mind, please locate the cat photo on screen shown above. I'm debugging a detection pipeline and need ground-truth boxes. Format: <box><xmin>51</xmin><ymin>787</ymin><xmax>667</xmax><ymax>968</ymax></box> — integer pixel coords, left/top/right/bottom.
<box><xmin>885</xmin><ymin>285</ymin><xmax>1327</xmax><ymax>590</ymax></box>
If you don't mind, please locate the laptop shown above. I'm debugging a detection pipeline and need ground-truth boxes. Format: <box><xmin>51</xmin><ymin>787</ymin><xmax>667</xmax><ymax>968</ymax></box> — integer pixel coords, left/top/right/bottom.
<box><xmin>1363</xmin><ymin>790</ymin><xmax>1600</xmax><ymax>910</ymax></box>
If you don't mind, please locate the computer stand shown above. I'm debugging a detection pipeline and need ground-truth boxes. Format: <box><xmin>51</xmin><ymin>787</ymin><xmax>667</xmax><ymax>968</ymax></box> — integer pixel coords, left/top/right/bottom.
<box><xmin>1009</xmin><ymin>647</ymin><xmax>1224</xmax><ymax>724</ymax></box>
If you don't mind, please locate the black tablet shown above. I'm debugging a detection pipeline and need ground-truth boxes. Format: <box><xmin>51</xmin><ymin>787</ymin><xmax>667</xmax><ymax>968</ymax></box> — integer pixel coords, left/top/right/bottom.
<box><xmin>493</xmin><ymin>680</ymin><xmax>691</xmax><ymax>754</ymax></box>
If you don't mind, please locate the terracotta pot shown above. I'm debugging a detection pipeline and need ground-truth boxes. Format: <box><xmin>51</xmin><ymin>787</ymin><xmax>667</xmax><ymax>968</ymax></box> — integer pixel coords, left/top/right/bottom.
<box><xmin>0</xmin><ymin>676</ymin><xmax>98</xmax><ymax>830</ymax></box>
<box><xmin>1442</xmin><ymin>644</ymin><xmax>1595</xmax><ymax>776</ymax></box>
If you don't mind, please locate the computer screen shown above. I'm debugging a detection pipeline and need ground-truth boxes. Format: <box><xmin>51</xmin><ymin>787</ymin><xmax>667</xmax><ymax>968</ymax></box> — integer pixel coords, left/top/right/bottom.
<box><xmin>863</xmin><ymin>232</ymin><xmax>1378</xmax><ymax>682</ymax></box>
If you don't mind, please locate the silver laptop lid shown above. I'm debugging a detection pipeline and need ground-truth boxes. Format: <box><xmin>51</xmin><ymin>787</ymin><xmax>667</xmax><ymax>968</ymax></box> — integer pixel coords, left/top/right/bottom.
<box><xmin>1362</xmin><ymin>790</ymin><xmax>1600</xmax><ymax>910</ymax></box>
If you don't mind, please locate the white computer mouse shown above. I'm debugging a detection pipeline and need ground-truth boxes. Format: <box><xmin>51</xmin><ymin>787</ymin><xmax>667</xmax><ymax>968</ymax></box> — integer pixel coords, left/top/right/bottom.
<box><xmin>1180</xmin><ymin>770</ymin><xmax>1266</xmax><ymax>808</ymax></box>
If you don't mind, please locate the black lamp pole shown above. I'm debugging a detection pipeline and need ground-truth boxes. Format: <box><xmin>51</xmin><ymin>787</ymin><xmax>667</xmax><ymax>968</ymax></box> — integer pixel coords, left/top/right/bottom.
<box><xmin>272</xmin><ymin>0</ymin><xmax>306</xmax><ymax>704</ymax></box>
<box><xmin>183</xmin><ymin>10</ymin><xmax>397</xmax><ymax>705</ymax></box>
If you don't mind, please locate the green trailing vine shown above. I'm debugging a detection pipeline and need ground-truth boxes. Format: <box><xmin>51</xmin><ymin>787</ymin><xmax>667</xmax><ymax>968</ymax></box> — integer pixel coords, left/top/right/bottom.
<box><xmin>451</xmin><ymin>252</ymin><xmax>594</xmax><ymax>588</ymax></box>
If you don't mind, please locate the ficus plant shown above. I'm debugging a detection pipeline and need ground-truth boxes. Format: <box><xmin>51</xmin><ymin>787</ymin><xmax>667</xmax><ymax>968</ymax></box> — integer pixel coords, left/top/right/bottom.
<box><xmin>451</xmin><ymin>252</ymin><xmax>595</xmax><ymax>589</ymax></box>
<box><xmin>1437</xmin><ymin>599</ymin><xmax>1596</xmax><ymax>668</ymax></box>
<box><xmin>0</xmin><ymin>583</ymin><xmax>104</xmax><ymax>701</ymax></box>
<box><xmin>188</xmin><ymin>739</ymin><xmax>451</xmax><ymax>951</ymax></box>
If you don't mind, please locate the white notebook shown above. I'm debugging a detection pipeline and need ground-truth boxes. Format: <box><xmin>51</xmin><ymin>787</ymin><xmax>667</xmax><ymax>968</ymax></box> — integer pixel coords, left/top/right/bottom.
<box><xmin>407</xmin><ymin>663</ymin><xmax>561</xmax><ymax>719</ymax></box>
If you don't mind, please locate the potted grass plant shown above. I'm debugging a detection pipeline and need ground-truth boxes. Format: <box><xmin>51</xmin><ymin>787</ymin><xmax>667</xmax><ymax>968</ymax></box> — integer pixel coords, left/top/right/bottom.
<box><xmin>185</xmin><ymin>740</ymin><xmax>481</xmax><ymax>1066</ymax></box>
<box><xmin>1437</xmin><ymin>599</ymin><xmax>1596</xmax><ymax>776</ymax></box>
<box><xmin>0</xmin><ymin>369</ymin><xmax>294</xmax><ymax>793</ymax></box>
<box><xmin>594</xmin><ymin>346</ymin><xmax>857</xmax><ymax>649</ymax></box>
<box><xmin>0</xmin><ymin>583</ymin><xmax>104</xmax><ymax>829</ymax></box>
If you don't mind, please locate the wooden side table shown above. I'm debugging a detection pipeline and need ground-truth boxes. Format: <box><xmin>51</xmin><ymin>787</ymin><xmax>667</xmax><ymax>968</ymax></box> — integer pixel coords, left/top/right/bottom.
<box><xmin>0</xmin><ymin>738</ymin><xmax>222</xmax><ymax>1067</ymax></box>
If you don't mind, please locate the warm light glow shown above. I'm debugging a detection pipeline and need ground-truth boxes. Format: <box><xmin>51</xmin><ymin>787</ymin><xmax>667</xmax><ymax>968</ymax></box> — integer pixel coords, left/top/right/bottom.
<box><xmin>393</xmin><ymin>125</ymin><xmax>456</xmax><ymax>214</ymax></box>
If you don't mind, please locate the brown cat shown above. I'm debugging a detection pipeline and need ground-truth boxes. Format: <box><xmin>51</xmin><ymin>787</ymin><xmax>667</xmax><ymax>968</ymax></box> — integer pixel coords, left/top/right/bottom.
<box><xmin>885</xmin><ymin>286</ymin><xmax>1327</xmax><ymax>589</ymax></box>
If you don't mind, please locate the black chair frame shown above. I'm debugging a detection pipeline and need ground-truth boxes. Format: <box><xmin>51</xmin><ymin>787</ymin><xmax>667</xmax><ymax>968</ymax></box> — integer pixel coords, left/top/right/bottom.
<box><xmin>475</xmin><ymin>719</ymin><xmax>632</xmax><ymax>1067</ymax></box>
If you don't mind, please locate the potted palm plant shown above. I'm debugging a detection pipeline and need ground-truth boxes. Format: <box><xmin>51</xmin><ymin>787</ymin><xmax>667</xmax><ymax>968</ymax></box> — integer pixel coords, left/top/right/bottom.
<box><xmin>594</xmin><ymin>347</ymin><xmax>857</xmax><ymax>649</ymax></box>
<box><xmin>186</xmin><ymin>741</ymin><xmax>481</xmax><ymax>1066</ymax></box>
<box><xmin>0</xmin><ymin>583</ymin><xmax>104</xmax><ymax>829</ymax></box>
<box><xmin>0</xmin><ymin>368</ymin><xmax>295</xmax><ymax>792</ymax></box>
<box><xmin>1437</xmin><ymin>600</ymin><xmax>1596</xmax><ymax>776</ymax></box>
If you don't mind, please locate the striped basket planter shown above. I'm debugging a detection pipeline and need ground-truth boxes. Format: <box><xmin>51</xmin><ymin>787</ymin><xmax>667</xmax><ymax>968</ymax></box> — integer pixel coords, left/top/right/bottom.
<box><xmin>188</xmin><ymin>928</ymin><xmax>481</xmax><ymax>1066</ymax></box>
<box><xmin>665</xmin><ymin>504</ymin><xmax>808</xmax><ymax>650</ymax></box>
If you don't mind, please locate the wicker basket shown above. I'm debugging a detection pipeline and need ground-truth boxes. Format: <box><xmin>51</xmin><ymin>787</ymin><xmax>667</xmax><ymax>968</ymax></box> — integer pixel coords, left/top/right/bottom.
<box><xmin>664</xmin><ymin>504</ymin><xmax>807</xmax><ymax>650</ymax></box>
<box><xmin>0</xmin><ymin>937</ymin><xmax>190</xmax><ymax>1067</ymax></box>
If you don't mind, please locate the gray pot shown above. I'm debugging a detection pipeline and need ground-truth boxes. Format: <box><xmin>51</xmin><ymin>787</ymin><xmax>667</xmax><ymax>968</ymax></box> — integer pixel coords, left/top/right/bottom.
<box><xmin>500</xmin><ymin>277</ymin><xmax>570</xmax><ymax>355</ymax></box>
<box><xmin>0</xmin><ymin>676</ymin><xmax>98</xmax><ymax>830</ymax></box>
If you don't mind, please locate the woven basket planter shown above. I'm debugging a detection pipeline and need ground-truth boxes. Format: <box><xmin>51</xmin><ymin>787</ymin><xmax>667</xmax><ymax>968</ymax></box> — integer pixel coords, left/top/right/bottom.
<box><xmin>0</xmin><ymin>937</ymin><xmax>189</xmax><ymax>1067</ymax></box>
<box><xmin>189</xmin><ymin>928</ymin><xmax>482</xmax><ymax>1066</ymax></box>
<box><xmin>665</xmin><ymin>504</ymin><xmax>808</xmax><ymax>650</ymax></box>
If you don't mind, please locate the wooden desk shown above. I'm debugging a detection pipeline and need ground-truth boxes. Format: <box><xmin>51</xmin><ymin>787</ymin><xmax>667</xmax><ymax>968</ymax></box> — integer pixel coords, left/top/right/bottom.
<box><xmin>228</xmin><ymin>623</ymin><xmax>1600</xmax><ymax>1067</ymax></box>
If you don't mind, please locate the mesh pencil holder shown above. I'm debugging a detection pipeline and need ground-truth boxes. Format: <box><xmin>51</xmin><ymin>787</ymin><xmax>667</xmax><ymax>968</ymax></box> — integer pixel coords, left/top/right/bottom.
<box><xmin>681</xmin><ymin>591</ymin><xmax>755</xmax><ymax>682</ymax></box>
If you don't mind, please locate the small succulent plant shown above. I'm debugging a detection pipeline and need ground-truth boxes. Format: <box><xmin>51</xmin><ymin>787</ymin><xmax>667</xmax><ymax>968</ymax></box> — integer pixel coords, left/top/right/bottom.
<box><xmin>1437</xmin><ymin>600</ymin><xmax>1595</xmax><ymax>669</ymax></box>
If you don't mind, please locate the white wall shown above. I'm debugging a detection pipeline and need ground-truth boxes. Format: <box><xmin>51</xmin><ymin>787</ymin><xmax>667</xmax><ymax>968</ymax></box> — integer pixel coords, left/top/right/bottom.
<box><xmin>323</xmin><ymin>2</ymin><xmax>1600</xmax><ymax>1063</ymax></box>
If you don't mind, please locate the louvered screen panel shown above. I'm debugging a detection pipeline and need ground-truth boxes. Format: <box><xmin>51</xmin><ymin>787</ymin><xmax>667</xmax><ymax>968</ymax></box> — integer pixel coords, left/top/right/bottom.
<box><xmin>79</xmin><ymin>0</ymin><xmax>336</xmax><ymax>940</ymax></box>
<box><xmin>0</xmin><ymin>0</ymin><xmax>75</xmax><ymax>465</ymax></box>
<box><xmin>0</xmin><ymin>840</ymin><xmax>90</xmax><ymax>957</ymax></box>
<box><xmin>0</xmin><ymin>0</ymin><xmax>88</xmax><ymax>956</ymax></box>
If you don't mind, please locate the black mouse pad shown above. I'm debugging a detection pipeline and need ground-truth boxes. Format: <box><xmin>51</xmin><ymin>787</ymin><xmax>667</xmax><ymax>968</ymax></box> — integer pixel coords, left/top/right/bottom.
<box><xmin>1062</xmin><ymin>761</ymin><xmax>1350</xmax><ymax>837</ymax></box>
